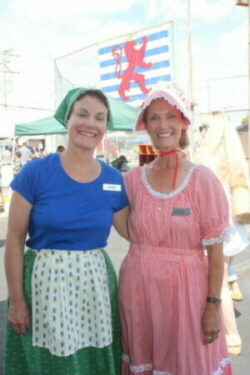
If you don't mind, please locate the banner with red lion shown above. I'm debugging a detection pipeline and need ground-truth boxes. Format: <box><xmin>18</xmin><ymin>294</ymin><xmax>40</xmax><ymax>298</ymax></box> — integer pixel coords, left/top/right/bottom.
<box><xmin>98</xmin><ymin>22</ymin><xmax>173</xmax><ymax>106</ymax></box>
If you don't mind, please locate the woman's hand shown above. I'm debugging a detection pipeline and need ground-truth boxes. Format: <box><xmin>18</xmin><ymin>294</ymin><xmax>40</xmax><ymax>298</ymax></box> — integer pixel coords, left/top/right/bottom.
<box><xmin>8</xmin><ymin>300</ymin><xmax>30</xmax><ymax>335</ymax></box>
<box><xmin>203</xmin><ymin>241</ymin><xmax>224</xmax><ymax>344</ymax></box>
<box><xmin>4</xmin><ymin>191</ymin><xmax>32</xmax><ymax>336</ymax></box>
<box><xmin>201</xmin><ymin>303</ymin><xmax>221</xmax><ymax>344</ymax></box>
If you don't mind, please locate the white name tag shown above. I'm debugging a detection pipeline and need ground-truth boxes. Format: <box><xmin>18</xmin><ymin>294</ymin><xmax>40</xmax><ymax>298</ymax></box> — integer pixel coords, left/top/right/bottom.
<box><xmin>103</xmin><ymin>184</ymin><xmax>121</xmax><ymax>192</ymax></box>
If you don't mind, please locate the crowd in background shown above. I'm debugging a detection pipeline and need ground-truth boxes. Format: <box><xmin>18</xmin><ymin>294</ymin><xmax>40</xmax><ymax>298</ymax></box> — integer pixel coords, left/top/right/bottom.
<box><xmin>0</xmin><ymin>142</ymin><xmax>47</xmax><ymax>211</ymax></box>
<box><xmin>0</xmin><ymin>139</ymin><xmax>130</xmax><ymax>213</ymax></box>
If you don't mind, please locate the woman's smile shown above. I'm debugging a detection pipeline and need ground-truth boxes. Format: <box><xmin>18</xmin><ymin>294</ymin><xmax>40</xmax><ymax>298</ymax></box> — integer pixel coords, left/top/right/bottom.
<box><xmin>67</xmin><ymin>95</ymin><xmax>108</xmax><ymax>151</ymax></box>
<box><xmin>158</xmin><ymin>131</ymin><xmax>172</xmax><ymax>138</ymax></box>
<box><xmin>145</xmin><ymin>99</ymin><xmax>186</xmax><ymax>151</ymax></box>
<box><xmin>78</xmin><ymin>129</ymin><xmax>97</xmax><ymax>137</ymax></box>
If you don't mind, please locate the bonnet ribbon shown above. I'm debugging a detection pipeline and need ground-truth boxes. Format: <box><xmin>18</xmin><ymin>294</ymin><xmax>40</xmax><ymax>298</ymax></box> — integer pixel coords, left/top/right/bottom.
<box><xmin>159</xmin><ymin>149</ymin><xmax>186</xmax><ymax>189</ymax></box>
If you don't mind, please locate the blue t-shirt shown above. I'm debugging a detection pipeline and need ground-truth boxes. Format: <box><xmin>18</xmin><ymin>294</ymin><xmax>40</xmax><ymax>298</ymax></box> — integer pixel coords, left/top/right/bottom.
<box><xmin>11</xmin><ymin>153</ymin><xmax>128</xmax><ymax>250</ymax></box>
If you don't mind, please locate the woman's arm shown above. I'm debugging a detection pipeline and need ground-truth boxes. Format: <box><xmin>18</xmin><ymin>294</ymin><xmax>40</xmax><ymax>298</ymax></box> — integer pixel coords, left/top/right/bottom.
<box><xmin>113</xmin><ymin>206</ymin><xmax>130</xmax><ymax>240</ymax></box>
<box><xmin>202</xmin><ymin>241</ymin><xmax>224</xmax><ymax>345</ymax></box>
<box><xmin>4</xmin><ymin>191</ymin><xmax>32</xmax><ymax>334</ymax></box>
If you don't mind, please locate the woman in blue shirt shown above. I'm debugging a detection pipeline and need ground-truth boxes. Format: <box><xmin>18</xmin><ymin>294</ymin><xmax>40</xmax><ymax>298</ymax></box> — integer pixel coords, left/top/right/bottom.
<box><xmin>4</xmin><ymin>88</ymin><xmax>129</xmax><ymax>375</ymax></box>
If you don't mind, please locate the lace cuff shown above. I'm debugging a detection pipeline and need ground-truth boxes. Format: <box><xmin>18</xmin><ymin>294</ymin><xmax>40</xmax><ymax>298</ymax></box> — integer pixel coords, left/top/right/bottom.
<box><xmin>202</xmin><ymin>225</ymin><xmax>233</xmax><ymax>246</ymax></box>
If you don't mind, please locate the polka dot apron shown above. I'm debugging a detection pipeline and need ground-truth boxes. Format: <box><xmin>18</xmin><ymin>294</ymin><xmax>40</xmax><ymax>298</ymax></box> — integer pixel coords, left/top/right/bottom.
<box><xmin>31</xmin><ymin>249</ymin><xmax>112</xmax><ymax>357</ymax></box>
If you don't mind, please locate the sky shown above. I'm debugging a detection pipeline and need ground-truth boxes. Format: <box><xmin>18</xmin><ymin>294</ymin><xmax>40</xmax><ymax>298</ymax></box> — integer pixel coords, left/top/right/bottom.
<box><xmin>0</xmin><ymin>0</ymin><xmax>248</xmax><ymax>124</ymax></box>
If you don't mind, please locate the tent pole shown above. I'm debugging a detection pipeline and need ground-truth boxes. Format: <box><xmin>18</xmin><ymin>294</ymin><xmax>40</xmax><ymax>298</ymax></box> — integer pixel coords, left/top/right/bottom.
<box><xmin>11</xmin><ymin>137</ymin><xmax>16</xmax><ymax>163</ymax></box>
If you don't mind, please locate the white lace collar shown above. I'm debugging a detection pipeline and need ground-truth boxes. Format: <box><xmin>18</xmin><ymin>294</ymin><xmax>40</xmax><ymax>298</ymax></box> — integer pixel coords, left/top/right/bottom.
<box><xmin>141</xmin><ymin>163</ymin><xmax>200</xmax><ymax>199</ymax></box>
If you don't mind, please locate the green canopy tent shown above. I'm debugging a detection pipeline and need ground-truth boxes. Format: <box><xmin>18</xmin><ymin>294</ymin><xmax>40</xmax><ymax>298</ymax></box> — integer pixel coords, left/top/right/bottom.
<box><xmin>107</xmin><ymin>94</ymin><xmax>139</xmax><ymax>131</ymax></box>
<box><xmin>15</xmin><ymin>94</ymin><xmax>140</xmax><ymax>136</ymax></box>
<box><xmin>15</xmin><ymin>116</ymin><xmax>67</xmax><ymax>136</ymax></box>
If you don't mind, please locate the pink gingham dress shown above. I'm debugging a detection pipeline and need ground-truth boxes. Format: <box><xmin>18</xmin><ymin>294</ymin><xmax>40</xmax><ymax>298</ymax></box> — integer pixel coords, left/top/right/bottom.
<box><xmin>119</xmin><ymin>164</ymin><xmax>233</xmax><ymax>375</ymax></box>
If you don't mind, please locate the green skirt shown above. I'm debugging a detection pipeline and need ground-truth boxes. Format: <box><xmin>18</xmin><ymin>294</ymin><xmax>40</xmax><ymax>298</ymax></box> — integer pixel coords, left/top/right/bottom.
<box><xmin>4</xmin><ymin>249</ymin><xmax>121</xmax><ymax>375</ymax></box>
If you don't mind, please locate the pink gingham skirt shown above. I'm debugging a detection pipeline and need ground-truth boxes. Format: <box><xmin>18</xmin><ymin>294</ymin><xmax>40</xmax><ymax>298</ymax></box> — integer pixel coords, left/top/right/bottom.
<box><xmin>118</xmin><ymin>243</ymin><xmax>232</xmax><ymax>375</ymax></box>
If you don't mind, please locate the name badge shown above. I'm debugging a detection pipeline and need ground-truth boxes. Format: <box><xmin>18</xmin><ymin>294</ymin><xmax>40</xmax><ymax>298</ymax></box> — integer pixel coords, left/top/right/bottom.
<box><xmin>171</xmin><ymin>208</ymin><xmax>191</xmax><ymax>216</ymax></box>
<box><xmin>103</xmin><ymin>184</ymin><xmax>121</xmax><ymax>192</ymax></box>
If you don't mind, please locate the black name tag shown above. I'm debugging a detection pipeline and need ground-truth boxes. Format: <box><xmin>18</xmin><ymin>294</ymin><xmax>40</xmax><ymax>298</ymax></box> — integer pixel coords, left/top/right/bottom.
<box><xmin>171</xmin><ymin>208</ymin><xmax>191</xmax><ymax>216</ymax></box>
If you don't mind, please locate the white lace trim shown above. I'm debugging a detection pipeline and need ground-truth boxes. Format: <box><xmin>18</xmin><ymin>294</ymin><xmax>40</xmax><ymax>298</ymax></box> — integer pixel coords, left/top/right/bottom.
<box><xmin>213</xmin><ymin>356</ymin><xmax>231</xmax><ymax>375</ymax></box>
<box><xmin>140</xmin><ymin>88</ymin><xmax>190</xmax><ymax>123</ymax></box>
<box><xmin>202</xmin><ymin>225</ymin><xmax>233</xmax><ymax>246</ymax></box>
<box><xmin>122</xmin><ymin>353</ymin><xmax>171</xmax><ymax>374</ymax></box>
<box><xmin>142</xmin><ymin>164</ymin><xmax>200</xmax><ymax>199</ymax></box>
<box><xmin>131</xmin><ymin>363</ymin><xmax>153</xmax><ymax>373</ymax></box>
<box><xmin>141</xmin><ymin>93</ymin><xmax>184</xmax><ymax>114</ymax></box>
<box><xmin>122</xmin><ymin>353</ymin><xmax>231</xmax><ymax>375</ymax></box>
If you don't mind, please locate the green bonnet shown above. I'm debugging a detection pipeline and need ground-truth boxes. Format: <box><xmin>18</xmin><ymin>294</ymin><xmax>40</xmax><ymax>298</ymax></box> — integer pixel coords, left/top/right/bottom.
<box><xmin>54</xmin><ymin>87</ymin><xmax>111</xmax><ymax>127</ymax></box>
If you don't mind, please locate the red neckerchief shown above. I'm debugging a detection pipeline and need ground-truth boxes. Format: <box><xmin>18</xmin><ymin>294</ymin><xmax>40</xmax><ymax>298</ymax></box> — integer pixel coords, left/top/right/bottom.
<box><xmin>159</xmin><ymin>149</ymin><xmax>186</xmax><ymax>189</ymax></box>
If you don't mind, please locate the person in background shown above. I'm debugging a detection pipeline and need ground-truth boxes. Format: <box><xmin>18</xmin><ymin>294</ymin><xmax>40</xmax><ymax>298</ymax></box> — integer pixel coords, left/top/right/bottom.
<box><xmin>56</xmin><ymin>145</ymin><xmax>65</xmax><ymax>153</ymax></box>
<box><xmin>0</xmin><ymin>146</ymin><xmax>11</xmax><ymax>210</ymax></box>
<box><xmin>199</xmin><ymin>124</ymin><xmax>245</xmax><ymax>303</ymax></box>
<box><xmin>119</xmin><ymin>83</ymin><xmax>233</xmax><ymax>375</ymax></box>
<box><xmin>228</xmin><ymin>264</ymin><xmax>243</xmax><ymax>301</ymax></box>
<box><xmin>118</xmin><ymin>156</ymin><xmax>129</xmax><ymax>172</ymax></box>
<box><xmin>0</xmin><ymin>146</ymin><xmax>12</xmax><ymax>165</ymax></box>
<box><xmin>0</xmin><ymin>146</ymin><xmax>13</xmax><ymax>210</ymax></box>
<box><xmin>0</xmin><ymin>169</ymin><xmax>4</xmax><ymax>212</ymax></box>
<box><xmin>195</xmin><ymin>111</ymin><xmax>250</xmax><ymax>355</ymax></box>
<box><xmin>19</xmin><ymin>141</ymin><xmax>32</xmax><ymax>166</ymax></box>
<box><xmin>12</xmin><ymin>151</ymin><xmax>22</xmax><ymax>176</ymax></box>
<box><xmin>4</xmin><ymin>87</ymin><xmax>129</xmax><ymax>375</ymax></box>
<box><xmin>111</xmin><ymin>155</ymin><xmax>129</xmax><ymax>172</ymax></box>
<box><xmin>32</xmin><ymin>147</ymin><xmax>42</xmax><ymax>158</ymax></box>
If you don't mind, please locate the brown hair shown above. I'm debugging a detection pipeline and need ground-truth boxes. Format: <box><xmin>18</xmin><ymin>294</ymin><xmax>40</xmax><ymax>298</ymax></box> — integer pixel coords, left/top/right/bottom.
<box><xmin>179</xmin><ymin>129</ymin><xmax>189</xmax><ymax>149</ymax></box>
<box><xmin>67</xmin><ymin>89</ymin><xmax>110</xmax><ymax>123</ymax></box>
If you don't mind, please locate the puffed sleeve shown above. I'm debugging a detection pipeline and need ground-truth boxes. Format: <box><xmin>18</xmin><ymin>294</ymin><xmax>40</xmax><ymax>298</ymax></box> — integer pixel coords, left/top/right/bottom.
<box><xmin>195</xmin><ymin>165</ymin><xmax>231</xmax><ymax>246</ymax></box>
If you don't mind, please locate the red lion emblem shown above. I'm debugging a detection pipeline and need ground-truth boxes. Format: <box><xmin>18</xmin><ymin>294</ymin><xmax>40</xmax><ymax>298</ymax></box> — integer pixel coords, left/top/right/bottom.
<box><xmin>112</xmin><ymin>36</ymin><xmax>152</xmax><ymax>101</ymax></box>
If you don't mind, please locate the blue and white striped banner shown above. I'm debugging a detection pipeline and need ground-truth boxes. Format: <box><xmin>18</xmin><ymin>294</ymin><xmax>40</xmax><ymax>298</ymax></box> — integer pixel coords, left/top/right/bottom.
<box><xmin>98</xmin><ymin>22</ymin><xmax>174</xmax><ymax>107</ymax></box>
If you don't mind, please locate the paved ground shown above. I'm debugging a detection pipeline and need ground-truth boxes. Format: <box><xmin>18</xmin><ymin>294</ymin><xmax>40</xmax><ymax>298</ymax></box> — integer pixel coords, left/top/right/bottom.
<box><xmin>0</xmin><ymin>210</ymin><xmax>249</xmax><ymax>374</ymax></box>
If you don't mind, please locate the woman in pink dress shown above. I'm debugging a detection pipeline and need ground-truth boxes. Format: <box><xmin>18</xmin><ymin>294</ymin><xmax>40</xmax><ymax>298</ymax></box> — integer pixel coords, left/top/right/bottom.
<box><xmin>119</xmin><ymin>83</ymin><xmax>233</xmax><ymax>375</ymax></box>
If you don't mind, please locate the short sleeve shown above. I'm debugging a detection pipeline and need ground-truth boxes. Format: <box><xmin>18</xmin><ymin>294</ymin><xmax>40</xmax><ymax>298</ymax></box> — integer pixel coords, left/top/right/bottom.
<box><xmin>196</xmin><ymin>166</ymin><xmax>230</xmax><ymax>246</ymax></box>
<box><xmin>10</xmin><ymin>160</ymin><xmax>39</xmax><ymax>205</ymax></box>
